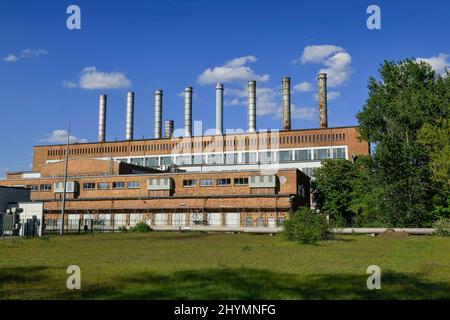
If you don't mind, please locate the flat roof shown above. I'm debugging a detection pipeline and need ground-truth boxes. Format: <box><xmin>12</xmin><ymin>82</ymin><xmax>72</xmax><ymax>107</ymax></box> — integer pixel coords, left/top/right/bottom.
<box><xmin>34</xmin><ymin>125</ymin><xmax>360</xmax><ymax>148</ymax></box>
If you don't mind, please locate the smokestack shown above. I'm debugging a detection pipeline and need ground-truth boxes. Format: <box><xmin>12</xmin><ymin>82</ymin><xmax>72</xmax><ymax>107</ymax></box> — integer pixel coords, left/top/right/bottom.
<box><xmin>318</xmin><ymin>73</ymin><xmax>328</xmax><ymax>128</ymax></box>
<box><xmin>282</xmin><ymin>77</ymin><xmax>291</xmax><ymax>130</ymax></box>
<box><xmin>247</xmin><ymin>80</ymin><xmax>256</xmax><ymax>133</ymax></box>
<box><xmin>125</xmin><ymin>91</ymin><xmax>135</xmax><ymax>140</ymax></box>
<box><xmin>164</xmin><ymin>120</ymin><xmax>174</xmax><ymax>138</ymax></box>
<box><xmin>184</xmin><ymin>87</ymin><xmax>193</xmax><ymax>137</ymax></box>
<box><xmin>216</xmin><ymin>83</ymin><xmax>224</xmax><ymax>134</ymax></box>
<box><xmin>154</xmin><ymin>90</ymin><xmax>163</xmax><ymax>139</ymax></box>
<box><xmin>98</xmin><ymin>94</ymin><xmax>107</xmax><ymax>142</ymax></box>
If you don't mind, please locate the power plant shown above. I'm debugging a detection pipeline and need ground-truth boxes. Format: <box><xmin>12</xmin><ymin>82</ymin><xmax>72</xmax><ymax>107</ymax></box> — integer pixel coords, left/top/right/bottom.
<box><xmin>0</xmin><ymin>73</ymin><xmax>370</xmax><ymax>233</ymax></box>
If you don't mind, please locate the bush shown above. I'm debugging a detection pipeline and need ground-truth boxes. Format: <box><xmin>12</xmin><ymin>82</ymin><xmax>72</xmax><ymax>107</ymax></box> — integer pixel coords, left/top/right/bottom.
<box><xmin>117</xmin><ymin>225</ymin><xmax>128</xmax><ymax>232</ymax></box>
<box><xmin>433</xmin><ymin>218</ymin><xmax>450</xmax><ymax>236</ymax></box>
<box><xmin>283</xmin><ymin>207</ymin><xmax>330</xmax><ymax>244</ymax></box>
<box><xmin>130</xmin><ymin>222</ymin><xmax>152</xmax><ymax>233</ymax></box>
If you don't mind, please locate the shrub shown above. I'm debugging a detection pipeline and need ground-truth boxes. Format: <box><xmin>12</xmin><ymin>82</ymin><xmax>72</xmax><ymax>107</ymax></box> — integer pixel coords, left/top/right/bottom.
<box><xmin>433</xmin><ymin>218</ymin><xmax>450</xmax><ymax>236</ymax></box>
<box><xmin>130</xmin><ymin>222</ymin><xmax>152</xmax><ymax>233</ymax></box>
<box><xmin>117</xmin><ymin>225</ymin><xmax>128</xmax><ymax>232</ymax></box>
<box><xmin>283</xmin><ymin>207</ymin><xmax>330</xmax><ymax>244</ymax></box>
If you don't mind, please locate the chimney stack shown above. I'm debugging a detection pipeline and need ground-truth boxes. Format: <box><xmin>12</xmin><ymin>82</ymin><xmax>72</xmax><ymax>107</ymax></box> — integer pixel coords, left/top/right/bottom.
<box><xmin>154</xmin><ymin>90</ymin><xmax>163</xmax><ymax>139</ymax></box>
<box><xmin>247</xmin><ymin>80</ymin><xmax>256</xmax><ymax>133</ymax></box>
<box><xmin>215</xmin><ymin>83</ymin><xmax>224</xmax><ymax>135</ymax></box>
<box><xmin>125</xmin><ymin>91</ymin><xmax>135</xmax><ymax>140</ymax></box>
<box><xmin>282</xmin><ymin>77</ymin><xmax>291</xmax><ymax>130</ymax></box>
<box><xmin>164</xmin><ymin>120</ymin><xmax>174</xmax><ymax>138</ymax></box>
<box><xmin>98</xmin><ymin>94</ymin><xmax>107</xmax><ymax>142</ymax></box>
<box><xmin>184</xmin><ymin>87</ymin><xmax>193</xmax><ymax>137</ymax></box>
<box><xmin>318</xmin><ymin>73</ymin><xmax>328</xmax><ymax>128</ymax></box>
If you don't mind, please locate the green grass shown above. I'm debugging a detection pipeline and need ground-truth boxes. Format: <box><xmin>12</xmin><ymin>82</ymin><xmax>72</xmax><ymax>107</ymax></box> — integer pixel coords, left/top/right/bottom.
<box><xmin>1</xmin><ymin>232</ymin><xmax>449</xmax><ymax>299</ymax></box>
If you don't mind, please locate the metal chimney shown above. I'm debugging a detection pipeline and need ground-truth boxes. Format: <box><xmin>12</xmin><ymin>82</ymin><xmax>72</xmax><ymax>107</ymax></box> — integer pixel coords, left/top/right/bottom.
<box><xmin>215</xmin><ymin>83</ymin><xmax>224</xmax><ymax>135</ymax></box>
<box><xmin>98</xmin><ymin>94</ymin><xmax>107</xmax><ymax>142</ymax></box>
<box><xmin>247</xmin><ymin>80</ymin><xmax>256</xmax><ymax>133</ymax></box>
<box><xmin>125</xmin><ymin>91</ymin><xmax>135</xmax><ymax>140</ymax></box>
<box><xmin>282</xmin><ymin>77</ymin><xmax>291</xmax><ymax>130</ymax></box>
<box><xmin>154</xmin><ymin>90</ymin><xmax>163</xmax><ymax>139</ymax></box>
<box><xmin>184</xmin><ymin>87</ymin><xmax>193</xmax><ymax>137</ymax></box>
<box><xmin>318</xmin><ymin>73</ymin><xmax>328</xmax><ymax>128</ymax></box>
<box><xmin>164</xmin><ymin>120</ymin><xmax>174</xmax><ymax>138</ymax></box>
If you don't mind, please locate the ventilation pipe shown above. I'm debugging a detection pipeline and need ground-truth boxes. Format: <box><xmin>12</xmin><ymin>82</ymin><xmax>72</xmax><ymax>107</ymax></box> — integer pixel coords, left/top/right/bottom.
<box><xmin>318</xmin><ymin>73</ymin><xmax>328</xmax><ymax>128</ymax></box>
<box><xmin>98</xmin><ymin>94</ymin><xmax>107</xmax><ymax>142</ymax></box>
<box><xmin>282</xmin><ymin>77</ymin><xmax>291</xmax><ymax>130</ymax></box>
<box><xmin>126</xmin><ymin>91</ymin><xmax>135</xmax><ymax>140</ymax></box>
<box><xmin>215</xmin><ymin>83</ymin><xmax>224</xmax><ymax>135</ymax></box>
<box><xmin>247</xmin><ymin>80</ymin><xmax>256</xmax><ymax>133</ymax></box>
<box><xmin>154</xmin><ymin>90</ymin><xmax>163</xmax><ymax>139</ymax></box>
<box><xmin>184</xmin><ymin>87</ymin><xmax>193</xmax><ymax>137</ymax></box>
<box><xmin>164</xmin><ymin>120</ymin><xmax>174</xmax><ymax>138</ymax></box>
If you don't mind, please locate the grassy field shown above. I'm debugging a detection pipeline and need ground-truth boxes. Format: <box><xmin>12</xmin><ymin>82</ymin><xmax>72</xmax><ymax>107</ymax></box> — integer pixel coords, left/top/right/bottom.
<box><xmin>1</xmin><ymin>232</ymin><xmax>449</xmax><ymax>299</ymax></box>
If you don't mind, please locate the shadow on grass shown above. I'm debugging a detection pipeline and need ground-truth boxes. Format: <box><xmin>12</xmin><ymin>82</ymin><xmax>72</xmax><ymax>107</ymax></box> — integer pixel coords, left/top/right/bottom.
<box><xmin>2</xmin><ymin>266</ymin><xmax>449</xmax><ymax>300</ymax></box>
<box><xmin>77</xmin><ymin>268</ymin><xmax>450</xmax><ymax>300</ymax></box>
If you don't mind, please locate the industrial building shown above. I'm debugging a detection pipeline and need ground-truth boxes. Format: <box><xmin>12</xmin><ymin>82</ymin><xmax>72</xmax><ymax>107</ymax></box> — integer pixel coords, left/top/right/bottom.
<box><xmin>0</xmin><ymin>73</ymin><xmax>370</xmax><ymax>232</ymax></box>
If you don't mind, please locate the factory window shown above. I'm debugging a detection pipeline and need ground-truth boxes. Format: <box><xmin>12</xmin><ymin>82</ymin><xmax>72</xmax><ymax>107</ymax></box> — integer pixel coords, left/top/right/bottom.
<box><xmin>183</xmin><ymin>179</ymin><xmax>196</xmax><ymax>187</ymax></box>
<box><xmin>200</xmin><ymin>179</ymin><xmax>213</xmax><ymax>187</ymax></box>
<box><xmin>160</xmin><ymin>156</ymin><xmax>172</xmax><ymax>165</ymax></box>
<box><xmin>113</xmin><ymin>182</ymin><xmax>125</xmax><ymax>189</ymax></box>
<box><xmin>279</xmin><ymin>150</ymin><xmax>292</xmax><ymax>162</ymax></box>
<box><xmin>314</xmin><ymin>148</ymin><xmax>331</xmax><ymax>160</ymax></box>
<box><xmin>209</xmin><ymin>153</ymin><xmax>223</xmax><ymax>165</ymax></box>
<box><xmin>192</xmin><ymin>154</ymin><xmax>205</xmax><ymax>165</ymax></box>
<box><xmin>83</xmin><ymin>183</ymin><xmax>96</xmax><ymax>190</ymax></box>
<box><xmin>302</xmin><ymin>167</ymin><xmax>318</xmax><ymax>177</ymax></box>
<box><xmin>294</xmin><ymin>149</ymin><xmax>312</xmax><ymax>161</ymax></box>
<box><xmin>176</xmin><ymin>155</ymin><xmax>192</xmax><ymax>165</ymax></box>
<box><xmin>332</xmin><ymin>148</ymin><xmax>346</xmax><ymax>159</ymax></box>
<box><xmin>234</xmin><ymin>178</ymin><xmax>248</xmax><ymax>186</ymax></box>
<box><xmin>40</xmin><ymin>184</ymin><xmax>52</xmax><ymax>191</ymax></box>
<box><xmin>257</xmin><ymin>217</ymin><xmax>265</xmax><ymax>227</ymax></box>
<box><xmin>245</xmin><ymin>217</ymin><xmax>253</xmax><ymax>227</ymax></box>
<box><xmin>145</xmin><ymin>157</ymin><xmax>158</xmax><ymax>167</ymax></box>
<box><xmin>342</xmin><ymin>133</ymin><xmax>346</xmax><ymax>140</ymax></box>
<box><xmin>29</xmin><ymin>185</ymin><xmax>39</xmax><ymax>192</ymax></box>
<box><xmin>98</xmin><ymin>182</ymin><xmax>110</xmax><ymax>190</ymax></box>
<box><xmin>259</xmin><ymin>151</ymin><xmax>274</xmax><ymax>164</ymax></box>
<box><xmin>217</xmin><ymin>178</ymin><xmax>231</xmax><ymax>186</ymax></box>
<box><xmin>224</xmin><ymin>153</ymin><xmax>236</xmax><ymax>164</ymax></box>
<box><xmin>127</xmin><ymin>181</ymin><xmax>141</xmax><ymax>189</ymax></box>
<box><xmin>130</xmin><ymin>158</ymin><xmax>144</xmax><ymax>166</ymax></box>
<box><xmin>241</xmin><ymin>152</ymin><xmax>257</xmax><ymax>164</ymax></box>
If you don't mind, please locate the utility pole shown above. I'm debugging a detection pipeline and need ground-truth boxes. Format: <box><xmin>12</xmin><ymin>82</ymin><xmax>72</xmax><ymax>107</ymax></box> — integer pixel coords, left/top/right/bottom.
<box><xmin>60</xmin><ymin>122</ymin><xmax>71</xmax><ymax>235</ymax></box>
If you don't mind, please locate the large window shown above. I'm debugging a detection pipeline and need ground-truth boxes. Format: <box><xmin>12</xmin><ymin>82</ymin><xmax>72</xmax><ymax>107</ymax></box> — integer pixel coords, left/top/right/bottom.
<box><xmin>113</xmin><ymin>182</ymin><xmax>125</xmax><ymax>189</ymax></box>
<box><xmin>209</xmin><ymin>153</ymin><xmax>223</xmax><ymax>165</ymax></box>
<box><xmin>259</xmin><ymin>151</ymin><xmax>274</xmax><ymax>164</ymax></box>
<box><xmin>278</xmin><ymin>151</ymin><xmax>292</xmax><ymax>162</ymax></box>
<box><xmin>217</xmin><ymin>178</ymin><xmax>231</xmax><ymax>186</ymax></box>
<box><xmin>145</xmin><ymin>157</ymin><xmax>158</xmax><ymax>167</ymax></box>
<box><xmin>224</xmin><ymin>153</ymin><xmax>237</xmax><ymax>164</ymax></box>
<box><xmin>313</xmin><ymin>148</ymin><xmax>331</xmax><ymax>160</ymax></box>
<box><xmin>183</xmin><ymin>179</ymin><xmax>196</xmax><ymax>187</ymax></box>
<box><xmin>29</xmin><ymin>185</ymin><xmax>39</xmax><ymax>191</ymax></box>
<box><xmin>83</xmin><ymin>182</ymin><xmax>96</xmax><ymax>190</ymax></box>
<box><xmin>130</xmin><ymin>158</ymin><xmax>144</xmax><ymax>166</ymax></box>
<box><xmin>176</xmin><ymin>155</ymin><xmax>192</xmax><ymax>165</ymax></box>
<box><xmin>294</xmin><ymin>149</ymin><xmax>312</xmax><ymax>161</ymax></box>
<box><xmin>234</xmin><ymin>178</ymin><xmax>248</xmax><ymax>185</ymax></box>
<box><xmin>332</xmin><ymin>148</ymin><xmax>346</xmax><ymax>159</ymax></box>
<box><xmin>193</xmin><ymin>155</ymin><xmax>204</xmax><ymax>165</ymax></box>
<box><xmin>200</xmin><ymin>179</ymin><xmax>214</xmax><ymax>187</ymax></box>
<box><xmin>160</xmin><ymin>156</ymin><xmax>172</xmax><ymax>165</ymax></box>
<box><xmin>127</xmin><ymin>181</ymin><xmax>141</xmax><ymax>189</ymax></box>
<box><xmin>241</xmin><ymin>152</ymin><xmax>257</xmax><ymax>164</ymax></box>
<box><xmin>98</xmin><ymin>182</ymin><xmax>110</xmax><ymax>190</ymax></box>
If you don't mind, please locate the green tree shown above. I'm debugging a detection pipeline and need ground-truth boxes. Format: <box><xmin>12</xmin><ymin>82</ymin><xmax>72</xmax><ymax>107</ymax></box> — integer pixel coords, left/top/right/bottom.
<box><xmin>357</xmin><ymin>59</ymin><xmax>450</xmax><ymax>226</ymax></box>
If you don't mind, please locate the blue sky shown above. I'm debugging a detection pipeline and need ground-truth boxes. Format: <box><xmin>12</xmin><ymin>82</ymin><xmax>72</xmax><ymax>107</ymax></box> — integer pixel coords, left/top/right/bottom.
<box><xmin>0</xmin><ymin>0</ymin><xmax>449</xmax><ymax>174</ymax></box>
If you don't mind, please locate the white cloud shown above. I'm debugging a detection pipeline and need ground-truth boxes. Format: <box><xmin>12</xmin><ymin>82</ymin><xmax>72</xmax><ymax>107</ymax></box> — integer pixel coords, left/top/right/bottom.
<box><xmin>293</xmin><ymin>82</ymin><xmax>313</xmax><ymax>93</ymax></box>
<box><xmin>40</xmin><ymin>130</ymin><xmax>88</xmax><ymax>144</ymax></box>
<box><xmin>416</xmin><ymin>53</ymin><xmax>449</xmax><ymax>76</ymax></box>
<box><xmin>20</xmin><ymin>48</ymin><xmax>48</xmax><ymax>58</ymax></box>
<box><xmin>197</xmin><ymin>55</ymin><xmax>270</xmax><ymax>85</ymax></box>
<box><xmin>62</xmin><ymin>80</ymin><xmax>78</xmax><ymax>88</ymax></box>
<box><xmin>300</xmin><ymin>45</ymin><xmax>344</xmax><ymax>64</ymax></box>
<box><xmin>79</xmin><ymin>66</ymin><xmax>131</xmax><ymax>89</ymax></box>
<box><xmin>291</xmin><ymin>105</ymin><xmax>316</xmax><ymax>120</ymax></box>
<box><xmin>2</xmin><ymin>54</ymin><xmax>18</xmax><ymax>62</ymax></box>
<box><xmin>298</xmin><ymin>45</ymin><xmax>352</xmax><ymax>88</ymax></box>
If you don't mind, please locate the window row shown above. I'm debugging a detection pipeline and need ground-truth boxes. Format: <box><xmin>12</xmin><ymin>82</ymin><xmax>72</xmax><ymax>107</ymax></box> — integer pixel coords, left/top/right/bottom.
<box><xmin>83</xmin><ymin>181</ymin><xmax>141</xmax><ymax>191</ymax></box>
<box><xmin>183</xmin><ymin>178</ymin><xmax>249</xmax><ymax>188</ymax></box>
